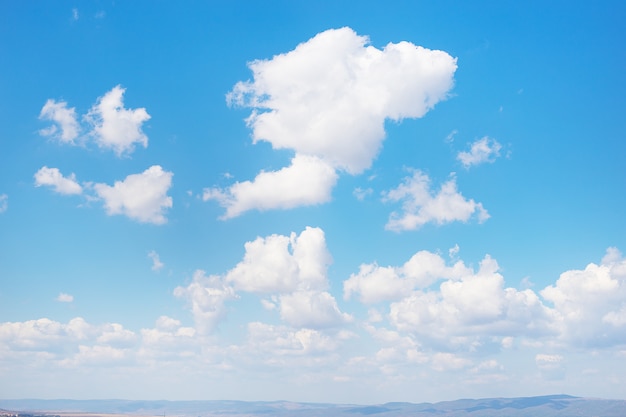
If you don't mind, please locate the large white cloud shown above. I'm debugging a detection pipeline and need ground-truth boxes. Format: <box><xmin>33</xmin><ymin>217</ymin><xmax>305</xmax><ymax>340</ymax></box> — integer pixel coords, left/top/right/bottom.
<box><xmin>34</xmin><ymin>166</ymin><xmax>83</xmax><ymax>195</ymax></box>
<box><xmin>204</xmin><ymin>154</ymin><xmax>337</xmax><ymax>219</ymax></box>
<box><xmin>84</xmin><ymin>85</ymin><xmax>151</xmax><ymax>156</ymax></box>
<box><xmin>540</xmin><ymin>247</ymin><xmax>626</xmax><ymax>347</ymax></box>
<box><xmin>93</xmin><ymin>165</ymin><xmax>173</xmax><ymax>225</ymax></box>
<box><xmin>39</xmin><ymin>99</ymin><xmax>80</xmax><ymax>143</ymax></box>
<box><xmin>457</xmin><ymin>136</ymin><xmax>502</xmax><ymax>168</ymax></box>
<box><xmin>383</xmin><ymin>170</ymin><xmax>489</xmax><ymax>231</ymax></box>
<box><xmin>210</xmin><ymin>27</ymin><xmax>457</xmax><ymax>217</ymax></box>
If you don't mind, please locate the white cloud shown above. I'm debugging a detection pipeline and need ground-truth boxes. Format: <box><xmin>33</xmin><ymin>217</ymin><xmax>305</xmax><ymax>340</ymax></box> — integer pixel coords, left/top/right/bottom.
<box><xmin>204</xmin><ymin>154</ymin><xmax>337</xmax><ymax>219</ymax></box>
<box><xmin>148</xmin><ymin>250</ymin><xmax>164</xmax><ymax>272</ymax></box>
<box><xmin>353</xmin><ymin>187</ymin><xmax>373</xmax><ymax>201</ymax></box>
<box><xmin>279</xmin><ymin>290</ymin><xmax>352</xmax><ymax>328</ymax></box>
<box><xmin>39</xmin><ymin>99</ymin><xmax>80</xmax><ymax>143</ymax></box>
<box><xmin>71</xmin><ymin>8</ymin><xmax>79</xmax><ymax>20</ymax></box>
<box><xmin>246</xmin><ymin>322</ymin><xmax>339</xmax><ymax>357</ymax></box>
<box><xmin>457</xmin><ymin>136</ymin><xmax>502</xmax><ymax>168</ymax></box>
<box><xmin>56</xmin><ymin>293</ymin><xmax>74</xmax><ymax>303</ymax></box>
<box><xmin>226</xmin><ymin>226</ymin><xmax>331</xmax><ymax>293</ymax></box>
<box><xmin>0</xmin><ymin>194</ymin><xmax>7</xmax><ymax>213</ymax></box>
<box><xmin>34</xmin><ymin>166</ymin><xmax>83</xmax><ymax>195</ymax></box>
<box><xmin>225</xmin><ymin>227</ymin><xmax>349</xmax><ymax>328</ymax></box>
<box><xmin>93</xmin><ymin>165</ymin><xmax>173</xmax><ymax>224</ymax></box>
<box><xmin>173</xmin><ymin>270</ymin><xmax>237</xmax><ymax>335</ymax></box>
<box><xmin>344</xmin><ymin>250</ymin><xmax>471</xmax><ymax>304</ymax></box>
<box><xmin>383</xmin><ymin>170</ymin><xmax>489</xmax><ymax>231</ymax></box>
<box><xmin>84</xmin><ymin>85</ymin><xmax>151</xmax><ymax>156</ymax></box>
<box><xmin>535</xmin><ymin>353</ymin><xmax>565</xmax><ymax>380</ymax></box>
<box><xmin>212</xmin><ymin>27</ymin><xmax>457</xmax><ymax>217</ymax></box>
<box><xmin>540</xmin><ymin>247</ymin><xmax>626</xmax><ymax>347</ymax></box>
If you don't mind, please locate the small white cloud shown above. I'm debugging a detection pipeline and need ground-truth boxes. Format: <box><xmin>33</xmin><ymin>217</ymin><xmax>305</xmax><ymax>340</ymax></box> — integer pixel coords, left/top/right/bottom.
<box><xmin>457</xmin><ymin>136</ymin><xmax>502</xmax><ymax>168</ymax></box>
<box><xmin>56</xmin><ymin>293</ymin><xmax>74</xmax><ymax>303</ymax></box>
<box><xmin>84</xmin><ymin>85</ymin><xmax>151</xmax><ymax>156</ymax></box>
<box><xmin>39</xmin><ymin>99</ymin><xmax>80</xmax><ymax>143</ymax></box>
<box><xmin>93</xmin><ymin>165</ymin><xmax>173</xmax><ymax>224</ymax></box>
<box><xmin>204</xmin><ymin>154</ymin><xmax>337</xmax><ymax>219</ymax></box>
<box><xmin>71</xmin><ymin>8</ymin><xmax>79</xmax><ymax>20</ymax></box>
<box><xmin>148</xmin><ymin>250</ymin><xmax>164</xmax><ymax>272</ymax></box>
<box><xmin>445</xmin><ymin>129</ymin><xmax>458</xmax><ymax>143</ymax></box>
<box><xmin>34</xmin><ymin>166</ymin><xmax>83</xmax><ymax>195</ymax></box>
<box><xmin>353</xmin><ymin>187</ymin><xmax>373</xmax><ymax>201</ymax></box>
<box><xmin>448</xmin><ymin>244</ymin><xmax>460</xmax><ymax>259</ymax></box>
<box><xmin>211</xmin><ymin>27</ymin><xmax>457</xmax><ymax>218</ymax></box>
<box><xmin>0</xmin><ymin>194</ymin><xmax>7</xmax><ymax>213</ymax></box>
<box><xmin>383</xmin><ymin>170</ymin><xmax>489</xmax><ymax>231</ymax></box>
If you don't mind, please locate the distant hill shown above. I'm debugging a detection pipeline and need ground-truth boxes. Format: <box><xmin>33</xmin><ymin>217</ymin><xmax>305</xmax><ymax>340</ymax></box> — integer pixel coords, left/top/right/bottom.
<box><xmin>1</xmin><ymin>395</ymin><xmax>625</xmax><ymax>417</ymax></box>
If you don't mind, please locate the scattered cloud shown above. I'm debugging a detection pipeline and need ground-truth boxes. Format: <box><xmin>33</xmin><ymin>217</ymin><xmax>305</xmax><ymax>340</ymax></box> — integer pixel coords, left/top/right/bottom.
<box><xmin>84</xmin><ymin>85</ymin><xmax>151</xmax><ymax>156</ymax></box>
<box><xmin>210</xmin><ymin>27</ymin><xmax>457</xmax><ymax>217</ymax></box>
<box><xmin>39</xmin><ymin>99</ymin><xmax>80</xmax><ymax>144</ymax></box>
<box><xmin>0</xmin><ymin>194</ymin><xmax>7</xmax><ymax>213</ymax></box>
<box><xmin>56</xmin><ymin>293</ymin><xmax>74</xmax><ymax>303</ymax></box>
<box><xmin>34</xmin><ymin>166</ymin><xmax>83</xmax><ymax>195</ymax></box>
<box><xmin>383</xmin><ymin>170</ymin><xmax>489</xmax><ymax>231</ymax></box>
<box><xmin>457</xmin><ymin>136</ymin><xmax>502</xmax><ymax>168</ymax></box>
<box><xmin>93</xmin><ymin>165</ymin><xmax>173</xmax><ymax>225</ymax></box>
<box><xmin>71</xmin><ymin>8</ymin><xmax>79</xmax><ymax>21</ymax></box>
<box><xmin>148</xmin><ymin>250</ymin><xmax>164</xmax><ymax>272</ymax></box>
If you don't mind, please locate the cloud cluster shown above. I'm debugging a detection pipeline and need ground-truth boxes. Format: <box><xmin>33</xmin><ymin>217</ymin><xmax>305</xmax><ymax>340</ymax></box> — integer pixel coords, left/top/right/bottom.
<box><xmin>175</xmin><ymin>228</ymin><xmax>351</xmax><ymax>333</ymax></box>
<box><xmin>383</xmin><ymin>170</ymin><xmax>489</xmax><ymax>231</ymax></box>
<box><xmin>33</xmin><ymin>165</ymin><xmax>173</xmax><ymax>225</ymax></box>
<box><xmin>39</xmin><ymin>86</ymin><xmax>151</xmax><ymax>156</ymax></box>
<box><xmin>2</xmin><ymin>243</ymin><xmax>625</xmax><ymax>395</ymax></box>
<box><xmin>206</xmin><ymin>27</ymin><xmax>457</xmax><ymax>217</ymax></box>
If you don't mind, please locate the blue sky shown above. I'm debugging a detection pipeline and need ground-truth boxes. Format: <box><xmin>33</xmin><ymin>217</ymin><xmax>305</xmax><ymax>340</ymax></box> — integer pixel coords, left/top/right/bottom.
<box><xmin>1</xmin><ymin>0</ymin><xmax>625</xmax><ymax>404</ymax></box>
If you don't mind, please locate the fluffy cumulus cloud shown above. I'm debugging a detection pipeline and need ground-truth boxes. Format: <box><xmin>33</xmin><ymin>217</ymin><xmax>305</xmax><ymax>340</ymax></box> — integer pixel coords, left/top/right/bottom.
<box><xmin>226</xmin><ymin>227</ymin><xmax>350</xmax><ymax>328</ymax></box>
<box><xmin>93</xmin><ymin>165</ymin><xmax>173</xmax><ymax>224</ymax></box>
<box><xmin>173</xmin><ymin>270</ymin><xmax>237</xmax><ymax>335</ymax></box>
<box><xmin>204</xmin><ymin>154</ymin><xmax>337</xmax><ymax>219</ymax></box>
<box><xmin>207</xmin><ymin>27</ymin><xmax>457</xmax><ymax>217</ymax></box>
<box><xmin>172</xmin><ymin>228</ymin><xmax>350</xmax><ymax>333</ymax></box>
<box><xmin>0</xmin><ymin>194</ymin><xmax>7</xmax><ymax>213</ymax></box>
<box><xmin>457</xmin><ymin>136</ymin><xmax>502</xmax><ymax>168</ymax></box>
<box><xmin>39</xmin><ymin>86</ymin><xmax>150</xmax><ymax>156</ymax></box>
<box><xmin>39</xmin><ymin>99</ymin><xmax>80</xmax><ymax>143</ymax></box>
<box><xmin>540</xmin><ymin>247</ymin><xmax>626</xmax><ymax>347</ymax></box>
<box><xmin>84</xmin><ymin>85</ymin><xmax>151</xmax><ymax>156</ymax></box>
<box><xmin>34</xmin><ymin>166</ymin><xmax>83</xmax><ymax>195</ymax></box>
<box><xmin>383</xmin><ymin>170</ymin><xmax>489</xmax><ymax>231</ymax></box>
